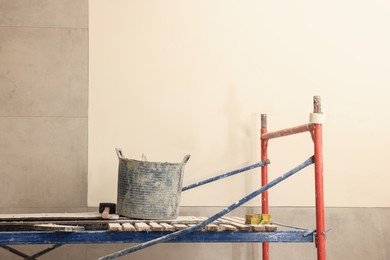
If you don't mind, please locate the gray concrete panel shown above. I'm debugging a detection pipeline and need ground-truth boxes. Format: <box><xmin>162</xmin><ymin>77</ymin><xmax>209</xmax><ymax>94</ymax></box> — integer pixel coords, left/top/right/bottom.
<box><xmin>0</xmin><ymin>27</ymin><xmax>88</xmax><ymax>117</ymax></box>
<box><xmin>0</xmin><ymin>117</ymin><xmax>87</xmax><ymax>208</ymax></box>
<box><xmin>0</xmin><ymin>0</ymin><xmax>88</xmax><ymax>28</ymax></box>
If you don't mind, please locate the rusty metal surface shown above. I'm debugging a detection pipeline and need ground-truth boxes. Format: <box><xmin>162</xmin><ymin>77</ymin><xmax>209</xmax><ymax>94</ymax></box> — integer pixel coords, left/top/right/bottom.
<box><xmin>261</xmin><ymin>123</ymin><xmax>314</xmax><ymax>140</ymax></box>
<box><xmin>314</xmin><ymin>96</ymin><xmax>322</xmax><ymax>113</ymax></box>
<box><xmin>261</xmin><ymin>114</ymin><xmax>267</xmax><ymax>129</ymax></box>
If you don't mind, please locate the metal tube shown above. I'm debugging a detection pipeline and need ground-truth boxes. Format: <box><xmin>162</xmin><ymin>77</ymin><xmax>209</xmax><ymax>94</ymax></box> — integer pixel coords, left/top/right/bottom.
<box><xmin>261</xmin><ymin>114</ymin><xmax>269</xmax><ymax>260</ymax></box>
<box><xmin>98</xmin><ymin>157</ymin><xmax>315</xmax><ymax>260</ymax></box>
<box><xmin>313</xmin><ymin>96</ymin><xmax>326</xmax><ymax>260</ymax></box>
<box><xmin>26</xmin><ymin>244</ymin><xmax>63</xmax><ymax>259</ymax></box>
<box><xmin>182</xmin><ymin>159</ymin><xmax>270</xmax><ymax>192</ymax></box>
<box><xmin>261</xmin><ymin>123</ymin><xmax>314</xmax><ymax>140</ymax></box>
<box><xmin>0</xmin><ymin>245</ymin><xmax>32</xmax><ymax>259</ymax></box>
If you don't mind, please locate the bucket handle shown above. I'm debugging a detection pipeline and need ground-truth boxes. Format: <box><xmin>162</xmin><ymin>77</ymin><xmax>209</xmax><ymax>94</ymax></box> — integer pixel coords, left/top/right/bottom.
<box><xmin>182</xmin><ymin>154</ymin><xmax>191</xmax><ymax>164</ymax></box>
<box><xmin>115</xmin><ymin>148</ymin><xmax>124</xmax><ymax>159</ymax></box>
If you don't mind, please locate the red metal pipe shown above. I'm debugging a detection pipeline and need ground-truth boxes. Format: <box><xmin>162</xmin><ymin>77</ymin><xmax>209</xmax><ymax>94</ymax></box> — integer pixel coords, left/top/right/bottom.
<box><xmin>313</xmin><ymin>96</ymin><xmax>326</xmax><ymax>260</ymax></box>
<box><xmin>260</xmin><ymin>114</ymin><xmax>269</xmax><ymax>260</ymax></box>
<box><xmin>261</xmin><ymin>123</ymin><xmax>314</xmax><ymax>140</ymax></box>
<box><xmin>260</xmin><ymin>96</ymin><xmax>325</xmax><ymax>259</ymax></box>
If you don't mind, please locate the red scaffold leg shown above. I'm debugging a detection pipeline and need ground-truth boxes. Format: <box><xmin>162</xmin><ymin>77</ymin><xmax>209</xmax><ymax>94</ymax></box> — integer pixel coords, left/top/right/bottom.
<box><xmin>313</xmin><ymin>96</ymin><xmax>326</xmax><ymax>260</ymax></box>
<box><xmin>261</xmin><ymin>114</ymin><xmax>269</xmax><ymax>260</ymax></box>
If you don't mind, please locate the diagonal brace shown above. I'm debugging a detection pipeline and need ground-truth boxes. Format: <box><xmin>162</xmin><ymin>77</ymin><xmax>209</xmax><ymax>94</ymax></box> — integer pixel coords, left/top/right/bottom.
<box><xmin>182</xmin><ymin>159</ymin><xmax>270</xmax><ymax>191</ymax></box>
<box><xmin>0</xmin><ymin>244</ymin><xmax>63</xmax><ymax>259</ymax></box>
<box><xmin>0</xmin><ymin>245</ymin><xmax>34</xmax><ymax>259</ymax></box>
<box><xmin>26</xmin><ymin>244</ymin><xmax>63</xmax><ymax>259</ymax></box>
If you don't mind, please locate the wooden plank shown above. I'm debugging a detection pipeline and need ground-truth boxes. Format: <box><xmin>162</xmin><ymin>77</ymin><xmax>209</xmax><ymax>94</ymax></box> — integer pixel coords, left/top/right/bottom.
<box><xmin>167</xmin><ymin>216</ymin><xmax>207</xmax><ymax>225</ymax></box>
<box><xmin>222</xmin><ymin>216</ymin><xmax>248</xmax><ymax>225</ymax></box>
<box><xmin>205</xmin><ymin>224</ymin><xmax>219</xmax><ymax>231</ymax></box>
<box><xmin>32</xmin><ymin>224</ymin><xmax>84</xmax><ymax>232</ymax></box>
<box><xmin>219</xmin><ymin>224</ymin><xmax>238</xmax><ymax>231</ymax></box>
<box><xmin>0</xmin><ymin>214</ymin><xmax>267</xmax><ymax>232</ymax></box>
<box><xmin>195</xmin><ymin>216</ymin><xmax>227</xmax><ymax>231</ymax></box>
<box><xmin>187</xmin><ymin>224</ymin><xmax>203</xmax><ymax>231</ymax></box>
<box><xmin>108</xmin><ymin>223</ymin><xmax>122</xmax><ymax>232</ymax></box>
<box><xmin>228</xmin><ymin>223</ymin><xmax>251</xmax><ymax>231</ymax></box>
<box><xmin>172</xmin><ymin>216</ymin><xmax>201</xmax><ymax>223</ymax></box>
<box><xmin>232</xmin><ymin>216</ymin><xmax>246</xmax><ymax>223</ymax></box>
<box><xmin>149</xmin><ymin>222</ymin><xmax>163</xmax><ymax>231</ymax></box>
<box><xmin>159</xmin><ymin>223</ymin><xmax>175</xmax><ymax>231</ymax></box>
<box><xmin>0</xmin><ymin>219</ymin><xmax>126</xmax><ymax>232</ymax></box>
<box><xmin>250</xmin><ymin>224</ymin><xmax>266</xmax><ymax>232</ymax></box>
<box><xmin>121</xmin><ymin>223</ymin><xmax>136</xmax><ymax>232</ymax></box>
<box><xmin>173</xmin><ymin>224</ymin><xmax>188</xmax><ymax>231</ymax></box>
<box><xmin>0</xmin><ymin>212</ymin><xmax>119</xmax><ymax>220</ymax></box>
<box><xmin>264</xmin><ymin>224</ymin><xmax>277</xmax><ymax>232</ymax></box>
<box><xmin>229</xmin><ymin>216</ymin><xmax>266</xmax><ymax>231</ymax></box>
<box><xmin>220</xmin><ymin>217</ymin><xmax>251</xmax><ymax>231</ymax></box>
<box><xmin>135</xmin><ymin>223</ymin><xmax>151</xmax><ymax>232</ymax></box>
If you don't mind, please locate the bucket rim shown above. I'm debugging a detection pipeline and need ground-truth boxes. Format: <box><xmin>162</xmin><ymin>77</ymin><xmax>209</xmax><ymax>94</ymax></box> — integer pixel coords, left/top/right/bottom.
<box><xmin>115</xmin><ymin>148</ymin><xmax>190</xmax><ymax>165</ymax></box>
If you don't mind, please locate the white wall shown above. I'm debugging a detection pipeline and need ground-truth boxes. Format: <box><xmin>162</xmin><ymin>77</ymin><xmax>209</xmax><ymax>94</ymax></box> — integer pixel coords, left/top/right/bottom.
<box><xmin>89</xmin><ymin>0</ymin><xmax>390</xmax><ymax>207</ymax></box>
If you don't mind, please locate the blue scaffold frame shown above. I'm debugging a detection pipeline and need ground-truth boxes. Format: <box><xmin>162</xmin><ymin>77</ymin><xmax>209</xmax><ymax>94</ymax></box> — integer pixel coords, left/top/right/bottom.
<box><xmin>0</xmin><ymin>230</ymin><xmax>314</xmax><ymax>245</ymax></box>
<box><xmin>0</xmin><ymin>156</ymin><xmax>316</xmax><ymax>259</ymax></box>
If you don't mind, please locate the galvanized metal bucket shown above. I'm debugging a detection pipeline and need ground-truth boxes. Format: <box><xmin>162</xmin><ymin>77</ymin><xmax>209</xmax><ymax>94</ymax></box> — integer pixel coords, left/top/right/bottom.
<box><xmin>115</xmin><ymin>148</ymin><xmax>190</xmax><ymax>219</ymax></box>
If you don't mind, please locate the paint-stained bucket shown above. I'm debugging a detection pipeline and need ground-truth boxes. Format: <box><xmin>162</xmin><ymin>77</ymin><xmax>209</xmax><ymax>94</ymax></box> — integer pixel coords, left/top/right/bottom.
<box><xmin>115</xmin><ymin>148</ymin><xmax>190</xmax><ymax>219</ymax></box>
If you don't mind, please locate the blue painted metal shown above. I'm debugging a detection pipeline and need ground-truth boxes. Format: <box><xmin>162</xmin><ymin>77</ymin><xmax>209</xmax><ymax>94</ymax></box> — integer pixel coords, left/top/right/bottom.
<box><xmin>182</xmin><ymin>159</ymin><xmax>270</xmax><ymax>191</ymax></box>
<box><xmin>99</xmin><ymin>156</ymin><xmax>314</xmax><ymax>259</ymax></box>
<box><xmin>0</xmin><ymin>231</ymin><xmax>313</xmax><ymax>245</ymax></box>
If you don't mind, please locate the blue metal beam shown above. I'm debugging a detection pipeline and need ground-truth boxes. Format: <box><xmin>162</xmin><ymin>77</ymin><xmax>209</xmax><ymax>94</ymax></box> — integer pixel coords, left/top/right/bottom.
<box><xmin>182</xmin><ymin>159</ymin><xmax>270</xmax><ymax>191</ymax></box>
<box><xmin>0</xmin><ymin>230</ymin><xmax>313</xmax><ymax>245</ymax></box>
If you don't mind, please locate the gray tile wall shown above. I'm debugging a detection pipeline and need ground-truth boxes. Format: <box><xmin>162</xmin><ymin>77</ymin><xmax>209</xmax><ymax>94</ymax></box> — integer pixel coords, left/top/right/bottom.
<box><xmin>0</xmin><ymin>1</ymin><xmax>88</xmax><ymax>258</ymax></box>
<box><xmin>0</xmin><ymin>0</ymin><xmax>88</xmax><ymax>212</ymax></box>
<box><xmin>1</xmin><ymin>2</ymin><xmax>389</xmax><ymax>260</ymax></box>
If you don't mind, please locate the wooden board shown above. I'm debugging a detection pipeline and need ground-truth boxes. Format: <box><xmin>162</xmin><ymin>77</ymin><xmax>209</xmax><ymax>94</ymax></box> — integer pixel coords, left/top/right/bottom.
<box><xmin>149</xmin><ymin>222</ymin><xmax>164</xmax><ymax>231</ymax></box>
<box><xmin>0</xmin><ymin>212</ymin><xmax>119</xmax><ymax>221</ymax></box>
<box><xmin>220</xmin><ymin>217</ymin><xmax>251</xmax><ymax>231</ymax></box>
<box><xmin>205</xmin><ymin>224</ymin><xmax>219</xmax><ymax>231</ymax></box>
<box><xmin>228</xmin><ymin>217</ymin><xmax>270</xmax><ymax>231</ymax></box>
<box><xmin>108</xmin><ymin>223</ymin><xmax>122</xmax><ymax>232</ymax></box>
<box><xmin>250</xmin><ymin>224</ymin><xmax>266</xmax><ymax>231</ymax></box>
<box><xmin>121</xmin><ymin>223</ymin><xmax>136</xmax><ymax>232</ymax></box>
<box><xmin>173</xmin><ymin>224</ymin><xmax>188</xmax><ymax>231</ymax></box>
<box><xmin>32</xmin><ymin>224</ymin><xmax>84</xmax><ymax>232</ymax></box>
<box><xmin>0</xmin><ymin>215</ymin><xmax>277</xmax><ymax>233</ymax></box>
<box><xmin>264</xmin><ymin>224</ymin><xmax>277</xmax><ymax>231</ymax></box>
<box><xmin>219</xmin><ymin>224</ymin><xmax>238</xmax><ymax>231</ymax></box>
<box><xmin>135</xmin><ymin>223</ymin><xmax>151</xmax><ymax>232</ymax></box>
<box><xmin>159</xmin><ymin>223</ymin><xmax>175</xmax><ymax>231</ymax></box>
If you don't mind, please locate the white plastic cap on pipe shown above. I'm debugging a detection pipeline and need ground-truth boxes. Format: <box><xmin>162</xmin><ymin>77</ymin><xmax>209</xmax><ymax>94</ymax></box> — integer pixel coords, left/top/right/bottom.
<box><xmin>309</xmin><ymin>112</ymin><xmax>326</xmax><ymax>124</ymax></box>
